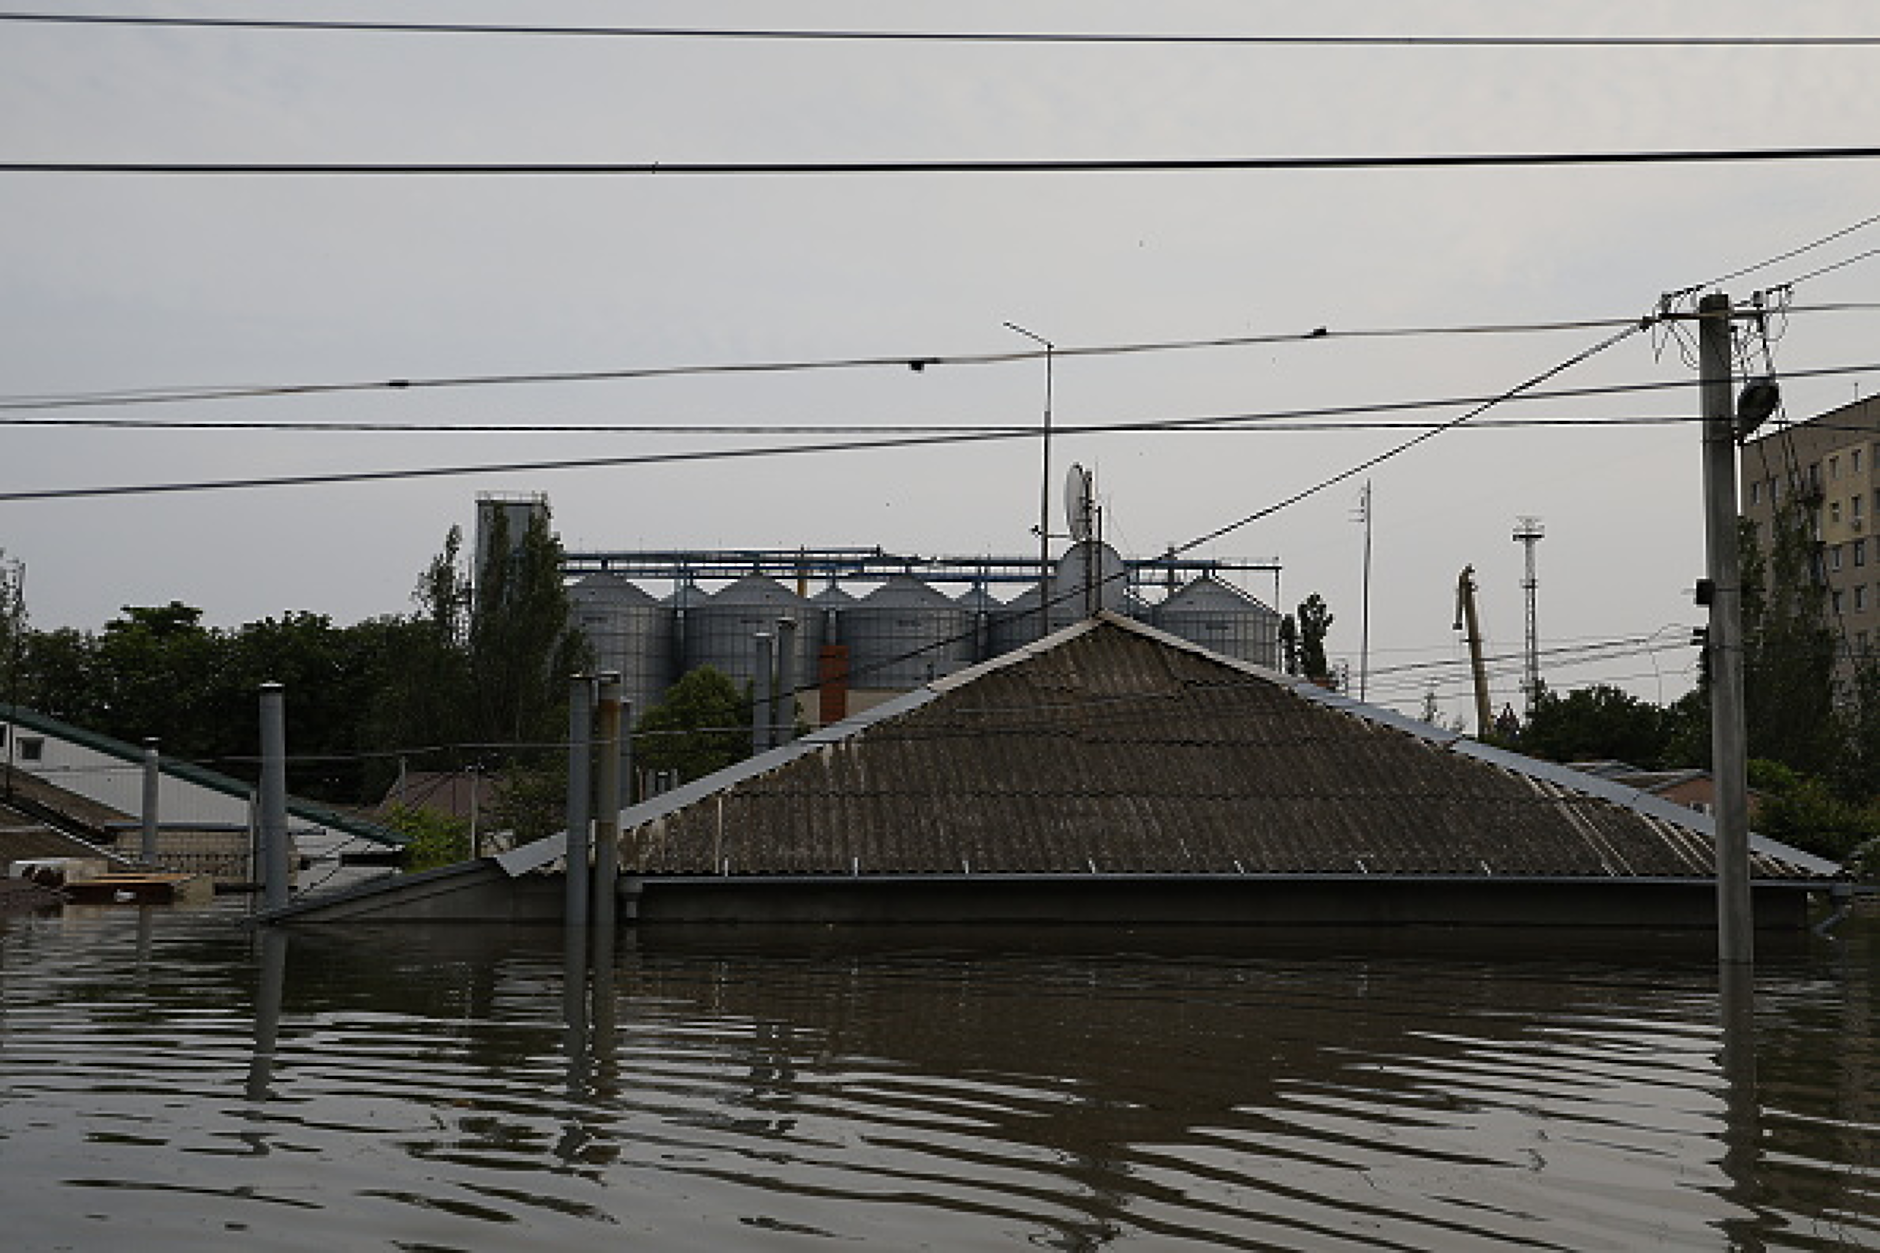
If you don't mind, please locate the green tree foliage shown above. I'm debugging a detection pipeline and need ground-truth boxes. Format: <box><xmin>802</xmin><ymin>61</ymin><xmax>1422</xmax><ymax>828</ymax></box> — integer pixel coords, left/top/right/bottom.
<box><xmin>1740</xmin><ymin>504</ymin><xmax>1839</xmax><ymax>776</ymax></box>
<box><xmin>0</xmin><ymin>552</ymin><xmax>25</xmax><ymax>709</ymax></box>
<box><xmin>469</xmin><ymin>509</ymin><xmax>587</xmax><ymax>750</ymax></box>
<box><xmin>1520</xmin><ymin>682</ymin><xmax>1673</xmax><ymax>767</ymax></box>
<box><xmin>3</xmin><ymin>510</ymin><xmax>588</xmax><ymax>812</ymax></box>
<box><xmin>380</xmin><ymin>802</ymin><xmax>473</xmax><ymax>872</ymax></box>
<box><xmin>1748</xmin><ymin>759</ymin><xmax>1880</xmax><ymax>863</ymax></box>
<box><xmin>1295</xmin><ymin>593</ymin><xmax>1334</xmax><ymax>682</ymax></box>
<box><xmin>635</xmin><ymin>666</ymin><xmax>752</xmax><ymax>784</ymax></box>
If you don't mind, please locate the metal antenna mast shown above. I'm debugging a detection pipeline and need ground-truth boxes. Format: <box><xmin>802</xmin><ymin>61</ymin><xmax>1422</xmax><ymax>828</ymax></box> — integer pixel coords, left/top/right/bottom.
<box><xmin>1354</xmin><ymin>482</ymin><xmax>1373</xmax><ymax>701</ymax></box>
<box><xmin>1513</xmin><ymin>516</ymin><xmax>1544</xmax><ymax>716</ymax></box>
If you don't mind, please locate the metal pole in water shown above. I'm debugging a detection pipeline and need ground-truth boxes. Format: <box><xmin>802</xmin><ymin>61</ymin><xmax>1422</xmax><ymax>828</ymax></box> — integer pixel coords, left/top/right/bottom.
<box><xmin>565</xmin><ymin>674</ymin><xmax>594</xmax><ymax>929</ymax></box>
<box><xmin>1699</xmin><ymin>292</ymin><xmax>1754</xmax><ymax>965</ymax></box>
<box><xmin>258</xmin><ymin>684</ymin><xmax>289</xmax><ymax>912</ymax></box>
<box><xmin>593</xmin><ymin>673</ymin><xmax>621</xmax><ymax>933</ymax></box>
<box><xmin>140</xmin><ymin>738</ymin><xmax>160</xmax><ymax>866</ymax></box>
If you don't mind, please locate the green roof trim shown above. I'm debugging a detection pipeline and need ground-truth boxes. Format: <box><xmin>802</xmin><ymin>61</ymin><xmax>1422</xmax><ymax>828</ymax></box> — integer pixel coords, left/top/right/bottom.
<box><xmin>1</xmin><ymin>704</ymin><xmax>402</xmax><ymax>847</ymax></box>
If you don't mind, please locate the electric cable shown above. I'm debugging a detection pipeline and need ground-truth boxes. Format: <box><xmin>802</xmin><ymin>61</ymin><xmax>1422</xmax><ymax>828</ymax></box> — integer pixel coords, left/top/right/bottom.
<box><xmin>8</xmin><ymin>362</ymin><xmax>1880</xmax><ymax>469</ymax></box>
<box><xmin>1665</xmin><ymin>209</ymin><xmax>1880</xmax><ymax>302</ymax></box>
<box><xmin>1167</xmin><ymin>321</ymin><xmax>1650</xmax><ymax>556</ymax></box>
<box><xmin>8</xmin><ymin>305</ymin><xmax>1879</xmax><ymax>416</ymax></box>
<box><xmin>12</xmin><ymin>149</ymin><xmax>1880</xmax><ymax>177</ymax></box>
<box><xmin>7</xmin><ymin>14</ymin><xmax>1880</xmax><ymax>48</ymax></box>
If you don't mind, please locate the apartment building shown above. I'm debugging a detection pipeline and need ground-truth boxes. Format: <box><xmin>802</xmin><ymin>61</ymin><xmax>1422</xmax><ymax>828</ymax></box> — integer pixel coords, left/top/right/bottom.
<box><xmin>1739</xmin><ymin>393</ymin><xmax>1880</xmax><ymax>670</ymax></box>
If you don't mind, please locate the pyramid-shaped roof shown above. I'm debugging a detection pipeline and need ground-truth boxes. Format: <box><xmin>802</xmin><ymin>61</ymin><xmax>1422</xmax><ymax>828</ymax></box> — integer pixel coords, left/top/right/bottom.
<box><xmin>619</xmin><ymin>614</ymin><xmax>1838</xmax><ymax>882</ymax></box>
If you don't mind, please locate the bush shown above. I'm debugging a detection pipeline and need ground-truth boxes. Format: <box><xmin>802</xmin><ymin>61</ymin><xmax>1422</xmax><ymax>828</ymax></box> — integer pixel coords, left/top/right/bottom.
<box><xmin>381</xmin><ymin>802</ymin><xmax>473</xmax><ymax>872</ymax></box>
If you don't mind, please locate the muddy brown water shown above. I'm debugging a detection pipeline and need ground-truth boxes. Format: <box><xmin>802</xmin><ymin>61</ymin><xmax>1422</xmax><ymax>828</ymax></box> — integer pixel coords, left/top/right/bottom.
<box><xmin>2</xmin><ymin>901</ymin><xmax>1875</xmax><ymax>1250</ymax></box>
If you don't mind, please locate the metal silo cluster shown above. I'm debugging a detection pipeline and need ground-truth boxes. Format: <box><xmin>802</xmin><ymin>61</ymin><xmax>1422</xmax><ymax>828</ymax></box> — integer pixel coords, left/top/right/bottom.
<box><xmin>566</xmin><ymin>544</ymin><xmax>1281</xmax><ymax>724</ymax></box>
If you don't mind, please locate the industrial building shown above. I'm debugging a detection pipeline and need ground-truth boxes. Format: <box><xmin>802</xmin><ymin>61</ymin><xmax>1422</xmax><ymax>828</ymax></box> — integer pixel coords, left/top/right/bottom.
<box><xmin>465</xmin><ymin>490</ymin><xmax>1284</xmax><ymax>723</ymax></box>
<box><xmin>563</xmin><ymin>541</ymin><xmax>1284</xmax><ymax>724</ymax></box>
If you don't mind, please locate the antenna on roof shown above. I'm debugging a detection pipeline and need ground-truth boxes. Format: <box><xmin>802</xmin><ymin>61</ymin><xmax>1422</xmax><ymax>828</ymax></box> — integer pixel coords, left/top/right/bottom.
<box><xmin>1065</xmin><ymin>463</ymin><xmax>1094</xmax><ymax>543</ymax></box>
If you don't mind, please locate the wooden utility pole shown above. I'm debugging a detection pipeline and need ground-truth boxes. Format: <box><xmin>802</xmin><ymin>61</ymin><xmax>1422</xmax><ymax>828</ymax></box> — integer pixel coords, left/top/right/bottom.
<box><xmin>1699</xmin><ymin>292</ymin><xmax>1755</xmax><ymax>964</ymax></box>
<box><xmin>1454</xmin><ymin>565</ymin><xmax>1494</xmax><ymax>738</ymax></box>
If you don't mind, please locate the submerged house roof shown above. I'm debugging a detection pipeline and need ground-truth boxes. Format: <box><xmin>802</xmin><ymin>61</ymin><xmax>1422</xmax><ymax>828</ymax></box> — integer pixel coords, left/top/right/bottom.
<box><xmin>618</xmin><ymin>613</ymin><xmax>1837</xmax><ymax>884</ymax></box>
<box><xmin>272</xmin><ymin>612</ymin><xmax>1839</xmax><ymax>927</ymax></box>
<box><xmin>1</xmin><ymin>704</ymin><xmax>401</xmax><ymax>848</ymax></box>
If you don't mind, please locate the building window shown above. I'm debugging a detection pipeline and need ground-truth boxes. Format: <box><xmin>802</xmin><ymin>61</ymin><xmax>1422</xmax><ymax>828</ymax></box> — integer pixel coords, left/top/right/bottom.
<box><xmin>1856</xmin><ymin>448</ymin><xmax>1865</xmax><ymax>475</ymax></box>
<box><xmin>1832</xmin><ymin>544</ymin><xmax>1844</xmax><ymax>572</ymax></box>
<box><xmin>17</xmin><ymin>736</ymin><xmax>43</xmax><ymax>763</ymax></box>
<box><xmin>1861</xmin><ymin>631</ymin><xmax>1872</xmax><ymax>657</ymax></box>
<box><xmin>1832</xmin><ymin>500</ymin><xmax>1844</xmax><ymax>526</ymax></box>
<box><xmin>1834</xmin><ymin>588</ymin><xmax>1846</xmax><ymax>615</ymax></box>
<box><xmin>1832</xmin><ymin>455</ymin><xmax>1842</xmax><ymax>481</ymax></box>
<box><xmin>1750</xmin><ymin>480</ymin><xmax>1762</xmax><ymax>506</ymax></box>
<box><xmin>1858</xmin><ymin>539</ymin><xmax>1868</xmax><ymax>567</ymax></box>
<box><xmin>1811</xmin><ymin>463</ymin><xmax>1822</xmax><ymax>489</ymax></box>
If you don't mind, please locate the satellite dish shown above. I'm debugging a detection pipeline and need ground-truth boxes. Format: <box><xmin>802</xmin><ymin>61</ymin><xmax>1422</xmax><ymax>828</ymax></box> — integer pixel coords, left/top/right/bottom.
<box><xmin>1065</xmin><ymin>464</ymin><xmax>1093</xmax><ymax>542</ymax></box>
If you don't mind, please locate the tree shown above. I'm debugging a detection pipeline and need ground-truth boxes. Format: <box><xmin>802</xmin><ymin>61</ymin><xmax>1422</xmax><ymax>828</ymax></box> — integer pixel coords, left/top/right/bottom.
<box><xmin>1740</xmin><ymin>503</ymin><xmax>1838</xmax><ymax>776</ymax></box>
<box><xmin>468</xmin><ymin>509</ymin><xmax>588</xmax><ymax>750</ymax></box>
<box><xmin>380</xmin><ymin>802</ymin><xmax>473</xmax><ymax>872</ymax></box>
<box><xmin>1520</xmin><ymin>682</ymin><xmax>1670</xmax><ymax>767</ymax></box>
<box><xmin>635</xmin><ymin>666</ymin><xmax>752</xmax><ymax>783</ymax></box>
<box><xmin>1277</xmin><ymin>615</ymin><xmax>1298</xmax><ymax>676</ymax></box>
<box><xmin>1295</xmin><ymin>593</ymin><xmax>1334</xmax><ymax>682</ymax></box>
<box><xmin>363</xmin><ymin>527</ymin><xmax>475</xmax><ymax>778</ymax></box>
<box><xmin>0</xmin><ymin>552</ymin><xmax>24</xmax><ymax>712</ymax></box>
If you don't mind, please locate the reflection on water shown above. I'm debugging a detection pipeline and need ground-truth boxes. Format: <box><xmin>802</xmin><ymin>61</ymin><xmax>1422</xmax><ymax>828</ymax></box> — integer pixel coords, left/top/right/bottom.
<box><xmin>1</xmin><ymin>904</ymin><xmax>1875</xmax><ymax>1251</ymax></box>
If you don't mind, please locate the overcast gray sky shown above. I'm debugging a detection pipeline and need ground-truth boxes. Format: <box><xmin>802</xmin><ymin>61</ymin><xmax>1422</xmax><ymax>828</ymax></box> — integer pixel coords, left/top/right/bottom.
<box><xmin>5</xmin><ymin>0</ymin><xmax>1880</xmax><ymax>722</ymax></box>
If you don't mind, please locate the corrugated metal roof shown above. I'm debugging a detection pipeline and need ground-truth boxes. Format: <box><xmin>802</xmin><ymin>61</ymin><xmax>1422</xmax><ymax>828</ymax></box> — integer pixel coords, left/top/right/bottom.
<box><xmin>1156</xmin><ymin>574</ymin><xmax>1276</xmax><ymax>614</ymax></box>
<box><xmin>615</xmin><ymin>614</ymin><xmax>1840</xmax><ymax>883</ymax></box>
<box><xmin>855</xmin><ymin>574</ymin><xmax>963</xmax><ymax>610</ymax></box>
<box><xmin>570</xmin><ymin>571</ymin><xmax>660</xmax><ymax>607</ymax></box>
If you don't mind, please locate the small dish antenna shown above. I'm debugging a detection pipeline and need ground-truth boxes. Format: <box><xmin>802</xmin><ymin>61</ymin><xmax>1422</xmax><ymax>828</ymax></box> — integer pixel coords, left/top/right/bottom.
<box><xmin>1065</xmin><ymin>464</ymin><xmax>1094</xmax><ymax>542</ymax></box>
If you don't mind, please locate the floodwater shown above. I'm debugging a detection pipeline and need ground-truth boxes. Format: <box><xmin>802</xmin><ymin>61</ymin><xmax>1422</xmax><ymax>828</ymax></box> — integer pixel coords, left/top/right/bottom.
<box><xmin>1</xmin><ymin>903</ymin><xmax>1875</xmax><ymax>1252</ymax></box>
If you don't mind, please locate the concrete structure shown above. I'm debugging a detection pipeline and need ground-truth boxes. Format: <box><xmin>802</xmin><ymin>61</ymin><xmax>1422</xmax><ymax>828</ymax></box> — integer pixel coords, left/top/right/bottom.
<box><xmin>265</xmin><ymin>614</ymin><xmax>1843</xmax><ymax>928</ymax></box>
<box><xmin>1740</xmin><ymin>395</ymin><xmax>1880</xmax><ymax>682</ymax></box>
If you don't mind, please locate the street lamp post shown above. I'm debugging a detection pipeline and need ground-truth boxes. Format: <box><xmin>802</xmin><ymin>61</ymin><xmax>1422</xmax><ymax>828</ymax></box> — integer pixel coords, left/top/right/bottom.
<box><xmin>1004</xmin><ymin>321</ymin><xmax>1054</xmax><ymax>636</ymax></box>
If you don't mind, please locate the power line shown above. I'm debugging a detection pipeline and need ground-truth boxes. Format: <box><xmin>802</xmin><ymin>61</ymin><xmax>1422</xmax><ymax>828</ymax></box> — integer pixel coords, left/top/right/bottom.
<box><xmin>11</xmin><ymin>148</ymin><xmax>1880</xmax><ymax>177</ymax></box>
<box><xmin>8</xmin><ymin>305</ymin><xmax>1878</xmax><ymax>416</ymax></box>
<box><xmin>0</xmin><ymin>412</ymin><xmax>1713</xmax><ymax>436</ymax></box>
<box><xmin>9</xmin><ymin>359</ymin><xmax>1880</xmax><ymax>504</ymax></box>
<box><xmin>0</xmin><ymin>314</ymin><xmax>1656</xmax><ymax>412</ymax></box>
<box><xmin>7</xmin><ymin>14</ymin><xmax>1880</xmax><ymax>48</ymax></box>
<box><xmin>1668</xmin><ymin>209</ymin><xmax>1880</xmax><ymax>299</ymax></box>
<box><xmin>1168</xmin><ymin>321</ymin><xmax>1651</xmax><ymax>555</ymax></box>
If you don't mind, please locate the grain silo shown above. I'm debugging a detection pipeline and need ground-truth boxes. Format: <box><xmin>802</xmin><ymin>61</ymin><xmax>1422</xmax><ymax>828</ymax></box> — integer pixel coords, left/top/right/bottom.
<box><xmin>954</xmin><ymin>582</ymin><xmax>1000</xmax><ymax>663</ymax></box>
<box><xmin>683</xmin><ymin>575</ymin><xmax>820</xmax><ymax>687</ymax></box>
<box><xmin>988</xmin><ymin>584</ymin><xmax>1044</xmax><ymax>655</ymax></box>
<box><xmin>1048</xmin><ymin>540</ymin><xmax>1128</xmax><ymax>632</ymax></box>
<box><xmin>1152</xmin><ymin>575</ymin><xmax>1281</xmax><ymax>668</ymax></box>
<box><xmin>567</xmin><ymin>572</ymin><xmax>674</xmax><ymax>716</ymax></box>
<box><xmin>840</xmin><ymin>574</ymin><xmax>976</xmax><ymax>691</ymax></box>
